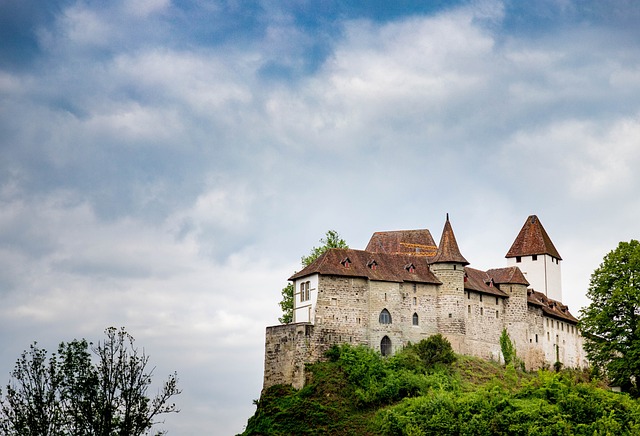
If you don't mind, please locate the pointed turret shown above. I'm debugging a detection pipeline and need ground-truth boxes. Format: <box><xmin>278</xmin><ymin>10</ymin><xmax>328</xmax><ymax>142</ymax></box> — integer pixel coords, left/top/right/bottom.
<box><xmin>506</xmin><ymin>215</ymin><xmax>562</xmax><ymax>260</ymax></box>
<box><xmin>431</xmin><ymin>214</ymin><xmax>469</xmax><ymax>265</ymax></box>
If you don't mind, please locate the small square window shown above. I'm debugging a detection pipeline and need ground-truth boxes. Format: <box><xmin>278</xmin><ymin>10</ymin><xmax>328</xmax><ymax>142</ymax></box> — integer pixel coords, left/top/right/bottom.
<box><xmin>516</xmin><ymin>256</ymin><xmax>521</xmax><ymax>263</ymax></box>
<box><xmin>532</xmin><ymin>255</ymin><xmax>538</xmax><ymax>261</ymax></box>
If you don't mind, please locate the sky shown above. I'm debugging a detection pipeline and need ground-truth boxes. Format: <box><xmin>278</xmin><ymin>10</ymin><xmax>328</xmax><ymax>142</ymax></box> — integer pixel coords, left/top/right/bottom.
<box><xmin>1</xmin><ymin>0</ymin><xmax>640</xmax><ymax>433</ymax></box>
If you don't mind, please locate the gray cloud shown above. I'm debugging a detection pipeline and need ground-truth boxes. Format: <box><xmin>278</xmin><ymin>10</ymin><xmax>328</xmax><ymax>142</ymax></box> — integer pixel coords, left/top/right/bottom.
<box><xmin>1</xmin><ymin>0</ymin><xmax>640</xmax><ymax>433</ymax></box>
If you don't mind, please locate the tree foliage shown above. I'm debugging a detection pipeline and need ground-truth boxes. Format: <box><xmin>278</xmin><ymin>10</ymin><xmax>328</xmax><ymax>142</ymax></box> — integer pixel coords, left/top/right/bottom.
<box><xmin>300</xmin><ymin>229</ymin><xmax>349</xmax><ymax>268</ymax></box>
<box><xmin>278</xmin><ymin>230</ymin><xmax>348</xmax><ymax>323</ymax></box>
<box><xmin>500</xmin><ymin>328</ymin><xmax>516</xmax><ymax>367</ymax></box>
<box><xmin>278</xmin><ymin>283</ymin><xmax>294</xmax><ymax>324</ymax></box>
<box><xmin>412</xmin><ymin>334</ymin><xmax>457</xmax><ymax>368</ymax></box>
<box><xmin>579</xmin><ymin>239</ymin><xmax>640</xmax><ymax>395</ymax></box>
<box><xmin>0</xmin><ymin>327</ymin><xmax>180</xmax><ymax>435</ymax></box>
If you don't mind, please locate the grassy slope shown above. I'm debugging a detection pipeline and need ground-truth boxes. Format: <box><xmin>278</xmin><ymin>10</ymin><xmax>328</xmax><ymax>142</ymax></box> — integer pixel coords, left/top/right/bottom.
<box><xmin>242</xmin><ymin>345</ymin><xmax>637</xmax><ymax>436</ymax></box>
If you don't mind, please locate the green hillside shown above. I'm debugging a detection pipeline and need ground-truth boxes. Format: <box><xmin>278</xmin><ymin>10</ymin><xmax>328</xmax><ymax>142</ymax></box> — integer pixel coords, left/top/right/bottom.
<box><xmin>242</xmin><ymin>337</ymin><xmax>640</xmax><ymax>435</ymax></box>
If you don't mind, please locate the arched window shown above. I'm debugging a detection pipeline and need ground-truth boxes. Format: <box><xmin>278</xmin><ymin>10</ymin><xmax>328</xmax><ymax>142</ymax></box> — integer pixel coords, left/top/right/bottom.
<box><xmin>379</xmin><ymin>309</ymin><xmax>392</xmax><ymax>324</ymax></box>
<box><xmin>412</xmin><ymin>312</ymin><xmax>419</xmax><ymax>326</ymax></box>
<box><xmin>381</xmin><ymin>336</ymin><xmax>392</xmax><ymax>356</ymax></box>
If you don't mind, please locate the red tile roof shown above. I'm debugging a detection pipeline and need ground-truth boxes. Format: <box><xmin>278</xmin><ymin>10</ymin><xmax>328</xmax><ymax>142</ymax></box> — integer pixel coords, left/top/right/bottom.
<box><xmin>486</xmin><ymin>267</ymin><xmax>529</xmax><ymax>286</ymax></box>
<box><xmin>365</xmin><ymin>229</ymin><xmax>437</xmax><ymax>257</ymax></box>
<box><xmin>527</xmin><ymin>289</ymin><xmax>578</xmax><ymax>323</ymax></box>
<box><xmin>464</xmin><ymin>267</ymin><xmax>508</xmax><ymax>297</ymax></box>
<box><xmin>430</xmin><ymin>215</ymin><xmax>469</xmax><ymax>265</ymax></box>
<box><xmin>289</xmin><ymin>248</ymin><xmax>442</xmax><ymax>285</ymax></box>
<box><xmin>506</xmin><ymin>215</ymin><xmax>562</xmax><ymax>260</ymax></box>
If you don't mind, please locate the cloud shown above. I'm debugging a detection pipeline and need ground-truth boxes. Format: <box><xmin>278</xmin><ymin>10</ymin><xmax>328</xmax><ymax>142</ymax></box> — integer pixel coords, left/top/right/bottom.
<box><xmin>2</xmin><ymin>0</ymin><xmax>640</xmax><ymax>433</ymax></box>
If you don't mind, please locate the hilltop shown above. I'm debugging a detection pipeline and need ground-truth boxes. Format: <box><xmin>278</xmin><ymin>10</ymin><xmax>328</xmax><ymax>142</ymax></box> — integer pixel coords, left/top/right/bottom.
<box><xmin>242</xmin><ymin>337</ymin><xmax>640</xmax><ymax>435</ymax></box>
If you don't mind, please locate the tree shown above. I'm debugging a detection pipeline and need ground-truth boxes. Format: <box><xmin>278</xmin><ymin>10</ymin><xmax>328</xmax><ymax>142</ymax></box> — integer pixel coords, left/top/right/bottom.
<box><xmin>300</xmin><ymin>230</ymin><xmax>349</xmax><ymax>267</ymax></box>
<box><xmin>579</xmin><ymin>239</ymin><xmax>640</xmax><ymax>395</ymax></box>
<box><xmin>0</xmin><ymin>327</ymin><xmax>180</xmax><ymax>435</ymax></box>
<box><xmin>278</xmin><ymin>283</ymin><xmax>294</xmax><ymax>324</ymax></box>
<box><xmin>278</xmin><ymin>230</ymin><xmax>349</xmax><ymax>323</ymax></box>
<box><xmin>500</xmin><ymin>328</ymin><xmax>516</xmax><ymax>367</ymax></box>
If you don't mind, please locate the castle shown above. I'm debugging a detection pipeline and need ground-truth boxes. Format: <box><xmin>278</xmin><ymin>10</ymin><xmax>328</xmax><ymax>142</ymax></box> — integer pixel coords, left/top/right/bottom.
<box><xmin>263</xmin><ymin>215</ymin><xmax>587</xmax><ymax>390</ymax></box>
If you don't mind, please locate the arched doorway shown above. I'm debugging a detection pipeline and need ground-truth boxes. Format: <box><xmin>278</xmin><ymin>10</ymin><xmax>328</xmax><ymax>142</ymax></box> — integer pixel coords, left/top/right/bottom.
<box><xmin>380</xmin><ymin>335</ymin><xmax>392</xmax><ymax>356</ymax></box>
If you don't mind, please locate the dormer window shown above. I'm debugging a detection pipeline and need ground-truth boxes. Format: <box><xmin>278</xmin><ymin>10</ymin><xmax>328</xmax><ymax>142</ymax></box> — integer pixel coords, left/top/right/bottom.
<box><xmin>405</xmin><ymin>263</ymin><xmax>415</xmax><ymax>273</ymax></box>
<box><xmin>340</xmin><ymin>257</ymin><xmax>351</xmax><ymax>268</ymax></box>
<box><xmin>367</xmin><ymin>259</ymin><xmax>378</xmax><ymax>270</ymax></box>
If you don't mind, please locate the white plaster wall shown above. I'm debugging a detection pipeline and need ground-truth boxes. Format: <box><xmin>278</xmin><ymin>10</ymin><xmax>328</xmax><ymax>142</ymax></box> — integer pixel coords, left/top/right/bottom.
<box><xmin>507</xmin><ymin>254</ymin><xmax>562</xmax><ymax>300</ymax></box>
<box><xmin>293</xmin><ymin>274</ymin><xmax>319</xmax><ymax>323</ymax></box>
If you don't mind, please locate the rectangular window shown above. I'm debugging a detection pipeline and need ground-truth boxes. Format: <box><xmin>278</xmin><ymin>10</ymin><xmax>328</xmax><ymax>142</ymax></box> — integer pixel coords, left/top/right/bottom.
<box><xmin>495</xmin><ymin>310</ymin><xmax>499</xmax><ymax>319</ymax></box>
<box><xmin>468</xmin><ymin>305</ymin><xmax>471</xmax><ymax>314</ymax></box>
<box><xmin>480</xmin><ymin>307</ymin><xmax>484</xmax><ymax>315</ymax></box>
<box><xmin>300</xmin><ymin>283</ymin><xmax>305</xmax><ymax>302</ymax></box>
<box><xmin>532</xmin><ymin>254</ymin><xmax>538</xmax><ymax>261</ymax></box>
<box><xmin>535</xmin><ymin>334</ymin><xmax>538</xmax><ymax>343</ymax></box>
<box><xmin>413</xmin><ymin>297</ymin><xmax>417</xmax><ymax>306</ymax></box>
<box><xmin>495</xmin><ymin>297</ymin><xmax>499</xmax><ymax>305</ymax></box>
<box><xmin>516</xmin><ymin>256</ymin><xmax>521</xmax><ymax>263</ymax></box>
<box><xmin>305</xmin><ymin>281</ymin><xmax>310</xmax><ymax>301</ymax></box>
<box><xmin>479</xmin><ymin>294</ymin><xmax>483</xmax><ymax>302</ymax></box>
<box><xmin>467</xmin><ymin>291</ymin><xmax>471</xmax><ymax>300</ymax></box>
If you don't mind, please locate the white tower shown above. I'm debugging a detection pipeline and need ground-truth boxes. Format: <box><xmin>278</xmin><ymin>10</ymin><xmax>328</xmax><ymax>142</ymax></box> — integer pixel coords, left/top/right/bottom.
<box><xmin>505</xmin><ymin>215</ymin><xmax>563</xmax><ymax>302</ymax></box>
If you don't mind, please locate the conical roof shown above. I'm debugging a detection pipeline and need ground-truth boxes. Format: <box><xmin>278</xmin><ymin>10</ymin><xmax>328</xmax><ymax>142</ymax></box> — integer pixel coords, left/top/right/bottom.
<box><xmin>506</xmin><ymin>215</ymin><xmax>562</xmax><ymax>260</ymax></box>
<box><xmin>430</xmin><ymin>214</ymin><xmax>469</xmax><ymax>265</ymax></box>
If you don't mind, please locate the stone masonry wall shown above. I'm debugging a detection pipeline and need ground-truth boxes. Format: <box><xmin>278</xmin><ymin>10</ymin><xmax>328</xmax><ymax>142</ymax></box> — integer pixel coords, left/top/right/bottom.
<box><xmin>263</xmin><ymin>323</ymin><xmax>315</xmax><ymax>390</ymax></box>
<box><xmin>430</xmin><ymin>263</ymin><xmax>466</xmax><ymax>353</ymax></box>
<box><xmin>263</xmin><ymin>274</ymin><xmax>586</xmax><ymax>391</ymax></box>
<box><xmin>464</xmin><ymin>290</ymin><xmax>504</xmax><ymax>361</ymax></box>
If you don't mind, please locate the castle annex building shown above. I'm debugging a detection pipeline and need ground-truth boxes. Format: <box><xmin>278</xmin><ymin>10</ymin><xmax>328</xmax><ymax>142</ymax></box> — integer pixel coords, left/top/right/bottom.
<box><xmin>263</xmin><ymin>215</ymin><xmax>586</xmax><ymax>390</ymax></box>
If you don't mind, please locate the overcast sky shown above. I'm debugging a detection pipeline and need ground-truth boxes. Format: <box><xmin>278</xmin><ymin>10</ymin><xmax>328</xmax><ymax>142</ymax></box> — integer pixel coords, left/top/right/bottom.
<box><xmin>1</xmin><ymin>0</ymin><xmax>640</xmax><ymax>433</ymax></box>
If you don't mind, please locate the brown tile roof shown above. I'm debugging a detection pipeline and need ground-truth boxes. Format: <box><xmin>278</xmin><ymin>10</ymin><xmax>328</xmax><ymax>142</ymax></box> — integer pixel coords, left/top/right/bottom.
<box><xmin>506</xmin><ymin>215</ymin><xmax>562</xmax><ymax>260</ymax></box>
<box><xmin>527</xmin><ymin>289</ymin><xmax>578</xmax><ymax>323</ymax></box>
<box><xmin>430</xmin><ymin>215</ymin><xmax>469</xmax><ymax>265</ymax></box>
<box><xmin>289</xmin><ymin>248</ymin><xmax>442</xmax><ymax>285</ymax></box>
<box><xmin>365</xmin><ymin>229</ymin><xmax>437</xmax><ymax>257</ymax></box>
<box><xmin>464</xmin><ymin>267</ymin><xmax>508</xmax><ymax>297</ymax></box>
<box><xmin>486</xmin><ymin>267</ymin><xmax>529</xmax><ymax>286</ymax></box>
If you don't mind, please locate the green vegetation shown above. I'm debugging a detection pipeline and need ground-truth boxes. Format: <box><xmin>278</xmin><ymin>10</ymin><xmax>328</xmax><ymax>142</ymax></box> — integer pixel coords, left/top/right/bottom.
<box><xmin>300</xmin><ymin>230</ymin><xmax>349</xmax><ymax>268</ymax></box>
<box><xmin>278</xmin><ymin>230</ymin><xmax>349</xmax><ymax>324</ymax></box>
<box><xmin>580</xmin><ymin>239</ymin><xmax>640</xmax><ymax>396</ymax></box>
<box><xmin>0</xmin><ymin>328</ymin><xmax>180</xmax><ymax>436</ymax></box>
<box><xmin>243</xmin><ymin>336</ymin><xmax>640</xmax><ymax>436</ymax></box>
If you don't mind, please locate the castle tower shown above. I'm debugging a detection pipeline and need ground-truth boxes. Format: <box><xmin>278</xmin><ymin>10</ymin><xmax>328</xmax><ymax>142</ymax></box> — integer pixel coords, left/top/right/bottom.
<box><xmin>430</xmin><ymin>214</ymin><xmax>469</xmax><ymax>352</ymax></box>
<box><xmin>506</xmin><ymin>215</ymin><xmax>563</xmax><ymax>301</ymax></box>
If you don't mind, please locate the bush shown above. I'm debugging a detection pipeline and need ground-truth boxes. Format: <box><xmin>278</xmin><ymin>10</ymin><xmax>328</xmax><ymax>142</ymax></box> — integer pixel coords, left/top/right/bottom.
<box><xmin>407</xmin><ymin>335</ymin><xmax>457</xmax><ymax>370</ymax></box>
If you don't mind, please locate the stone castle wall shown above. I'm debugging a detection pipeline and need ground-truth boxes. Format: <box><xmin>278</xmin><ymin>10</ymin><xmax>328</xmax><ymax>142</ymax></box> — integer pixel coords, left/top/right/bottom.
<box><xmin>263</xmin><ymin>271</ymin><xmax>586</xmax><ymax>390</ymax></box>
